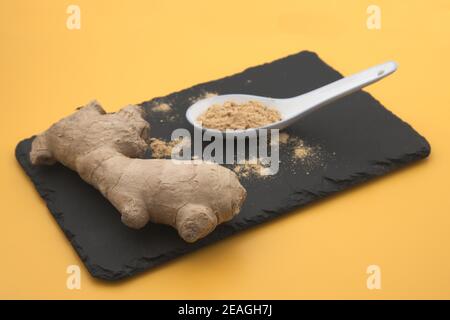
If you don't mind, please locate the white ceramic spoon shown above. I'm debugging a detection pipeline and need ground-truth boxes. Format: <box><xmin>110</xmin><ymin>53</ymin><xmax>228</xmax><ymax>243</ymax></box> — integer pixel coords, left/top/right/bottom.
<box><xmin>186</xmin><ymin>61</ymin><xmax>398</xmax><ymax>137</ymax></box>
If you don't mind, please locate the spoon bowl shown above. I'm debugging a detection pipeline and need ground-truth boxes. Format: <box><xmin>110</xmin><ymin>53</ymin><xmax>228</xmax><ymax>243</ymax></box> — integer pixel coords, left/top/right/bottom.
<box><xmin>186</xmin><ymin>61</ymin><xmax>398</xmax><ymax>138</ymax></box>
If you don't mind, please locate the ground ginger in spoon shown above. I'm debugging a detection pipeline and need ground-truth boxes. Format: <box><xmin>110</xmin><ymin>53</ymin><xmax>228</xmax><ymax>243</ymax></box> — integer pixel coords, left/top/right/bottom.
<box><xmin>197</xmin><ymin>100</ymin><xmax>281</xmax><ymax>130</ymax></box>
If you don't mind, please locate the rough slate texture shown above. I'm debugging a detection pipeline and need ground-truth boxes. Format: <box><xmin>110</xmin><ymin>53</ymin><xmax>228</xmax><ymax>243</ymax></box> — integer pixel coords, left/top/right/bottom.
<box><xmin>15</xmin><ymin>51</ymin><xmax>430</xmax><ymax>281</ymax></box>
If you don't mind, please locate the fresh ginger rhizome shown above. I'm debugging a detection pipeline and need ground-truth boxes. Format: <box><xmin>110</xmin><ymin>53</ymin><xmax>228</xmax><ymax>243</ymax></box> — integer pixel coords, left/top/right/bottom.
<box><xmin>30</xmin><ymin>101</ymin><xmax>247</xmax><ymax>243</ymax></box>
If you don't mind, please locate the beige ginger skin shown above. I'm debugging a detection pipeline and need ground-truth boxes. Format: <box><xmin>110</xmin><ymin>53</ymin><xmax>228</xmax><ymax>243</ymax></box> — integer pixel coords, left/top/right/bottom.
<box><xmin>29</xmin><ymin>101</ymin><xmax>246</xmax><ymax>243</ymax></box>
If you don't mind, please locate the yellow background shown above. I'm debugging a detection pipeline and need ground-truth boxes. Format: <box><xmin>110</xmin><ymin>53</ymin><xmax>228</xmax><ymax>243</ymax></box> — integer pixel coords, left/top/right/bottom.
<box><xmin>1</xmin><ymin>0</ymin><xmax>449</xmax><ymax>299</ymax></box>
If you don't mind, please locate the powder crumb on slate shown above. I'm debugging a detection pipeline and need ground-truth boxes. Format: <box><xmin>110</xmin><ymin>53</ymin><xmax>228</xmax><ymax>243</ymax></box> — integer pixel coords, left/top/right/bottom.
<box><xmin>289</xmin><ymin>137</ymin><xmax>325</xmax><ymax>172</ymax></box>
<box><xmin>149</xmin><ymin>138</ymin><xmax>188</xmax><ymax>159</ymax></box>
<box><xmin>233</xmin><ymin>159</ymin><xmax>273</xmax><ymax>178</ymax></box>
<box><xmin>198</xmin><ymin>100</ymin><xmax>282</xmax><ymax>130</ymax></box>
<box><xmin>151</xmin><ymin>103</ymin><xmax>172</xmax><ymax>113</ymax></box>
<box><xmin>276</xmin><ymin>133</ymin><xmax>329</xmax><ymax>174</ymax></box>
<box><xmin>294</xmin><ymin>145</ymin><xmax>312</xmax><ymax>159</ymax></box>
<box><xmin>279</xmin><ymin>132</ymin><xmax>290</xmax><ymax>144</ymax></box>
<box><xmin>203</xmin><ymin>92</ymin><xmax>218</xmax><ymax>99</ymax></box>
<box><xmin>189</xmin><ymin>91</ymin><xmax>218</xmax><ymax>103</ymax></box>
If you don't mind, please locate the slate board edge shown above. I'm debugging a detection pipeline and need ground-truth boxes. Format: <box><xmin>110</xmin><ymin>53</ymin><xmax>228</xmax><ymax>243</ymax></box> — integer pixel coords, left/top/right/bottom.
<box><xmin>15</xmin><ymin>51</ymin><xmax>431</xmax><ymax>281</ymax></box>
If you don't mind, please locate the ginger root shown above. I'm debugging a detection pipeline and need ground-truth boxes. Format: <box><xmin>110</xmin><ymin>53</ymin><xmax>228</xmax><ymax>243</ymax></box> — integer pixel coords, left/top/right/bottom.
<box><xmin>30</xmin><ymin>101</ymin><xmax>246</xmax><ymax>243</ymax></box>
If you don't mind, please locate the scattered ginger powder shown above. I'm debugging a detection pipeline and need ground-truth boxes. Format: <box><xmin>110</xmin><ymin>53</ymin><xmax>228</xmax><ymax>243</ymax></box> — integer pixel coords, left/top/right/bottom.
<box><xmin>197</xmin><ymin>100</ymin><xmax>282</xmax><ymax>131</ymax></box>
<box><xmin>149</xmin><ymin>138</ymin><xmax>184</xmax><ymax>158</ymax></box>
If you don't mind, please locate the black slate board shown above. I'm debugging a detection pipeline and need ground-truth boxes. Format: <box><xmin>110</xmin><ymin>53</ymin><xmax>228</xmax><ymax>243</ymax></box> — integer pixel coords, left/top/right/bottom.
<box><xmin>16</xmin><ymin>51</ymin><xmax>430</xmax><ymax>280</ymax></box>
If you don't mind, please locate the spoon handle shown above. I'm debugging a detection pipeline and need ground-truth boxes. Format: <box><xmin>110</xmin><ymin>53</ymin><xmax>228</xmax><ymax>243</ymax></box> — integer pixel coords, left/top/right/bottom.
<box><xmin>285</xmin><ymin>61</ymin><xmax>398</xmax><ymax>116</ymax></box>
